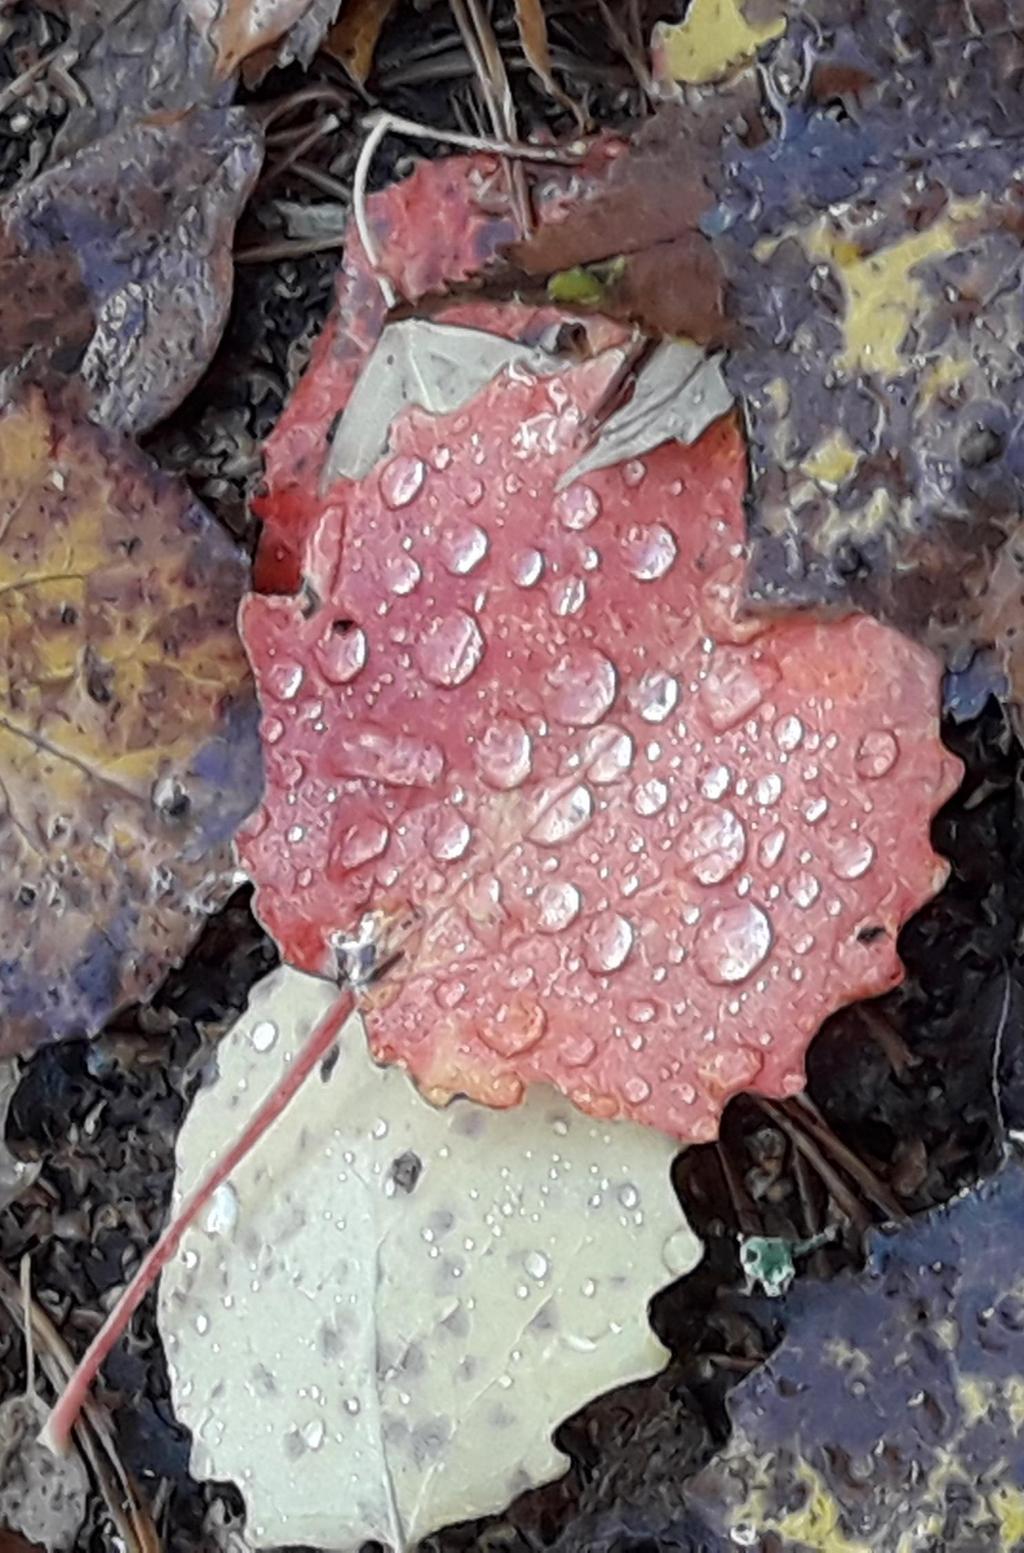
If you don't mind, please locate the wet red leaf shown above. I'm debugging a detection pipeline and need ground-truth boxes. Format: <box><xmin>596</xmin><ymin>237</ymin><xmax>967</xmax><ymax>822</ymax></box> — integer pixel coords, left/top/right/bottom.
<box><xmin>239</xmin><ymin>340</ymin><xmax>959</xmax><ymax>1143</ymax></box>
<box><xmin>254</xmin><ymin>143</ymin><xmax>631</xmax><ymax>593</ymax></box>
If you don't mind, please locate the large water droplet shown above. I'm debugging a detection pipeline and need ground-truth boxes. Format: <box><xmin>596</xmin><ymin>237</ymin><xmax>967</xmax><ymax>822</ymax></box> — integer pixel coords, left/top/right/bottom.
<box><xmin>426</xmin><ymin>809</ymin><xmax>472</xmax><ymax>862</ymax></box>
<box><xmin>757</xmin><ymin>827</ymin><xmax>787</xmax><ymax>868</ymax></box>
<box><xmin>333</xmin><ymin>729</ymin><xmax>445</xmax><ymax>786</ymax></box>
<box><xmin>314</xmin><ymin>623</ymin><xmax>368</xmax><ymax>685</ymax></box>
<box><xmin>383</xmin><ymin>553</ymin><xmax>422</xmax><ymax>595</ymax></box>
<box><xmin>537</xmin><ymin>880</ymin><xmax>582</xmax><ymax>932</ymax></box>
<box><xmin>633</xmin><ymin>778</ymin><xmax>669</xmax><ymax>816</ymax></box>
<box><xmin>555</xmin><ymin>483</ymin><xmax>601</xmax><ymax>530</ymax></box>
<box><xmin>630</xmin><ymin>668</ymin><xmax>680</xmax><ymax>724</ymax></box>
<box><xmin>662</xmin><ymin>1227</ymin><xmax>700</xmax><ymax>1276</ymax></box>
<box><xmin>583</xmin><ymin>725</ymin><xmax>634</xmax><ymax>784</ymax></box>
<box><xmin>754</xmin><ymin>773</ymin><xmax>783</xmax><ymax>806</ymax></box>
<box><xmin>786</xmin><ymin>871</ymin><xmax>820</xmax><ymax>908</ymax></box>
<box><xmin>379</xmin><ymin>454</ymin><xmax>426</xmax><ymax>508</ymax></box>
<box><xmin>548</xmin><ymin>648</ymin><xmax>617</xmax><ymax>726</ymax></box>
<box><xmin>701</xmin><ymin>654</ymin><xmax>776</xmax><ymax>731</ymax></box>
<box><xmin>682</xmin><ymin>808</ymin><xmax>747</xmax><ymax>884</ymax></box>
<box><xmin>530</xmin><ymin>784</ymin><xmax>594</xmax><ymax>845</ymax></box>
<box><xmin>440</xmin><ymin>521</ymin><xmax>489</xmax><ymax>575</ymax></box>
<box><xmin>250</xmin><ymin>1020</ymin><xmax>278</xmax><ymax>1052</ymax></box>
<box><xmin>475</xmin><ymin>719</ymin><xmax>533</xmax><ymax>790</ymax></box>
<box><xmin>416</xmin><ymin>610</ymin><xmax>485</xmax><ymax>687</ymax></box>
<box><xmin>623</xmin><ymin>523</ymin><xmax>677</xmax><ymax>581</ymax></box>
<box><xmin>204</xmin><ymin>1182</ymin><xmax>239</xmax><ymax>1236</ymax></box>
<box><xmin>700</xmin><ymin>764</ymin><xmax>732</xmax><ymax>801</ymax></box>
<box><xmin>855</xmin><ymin>730</ymin><xmax>899</xmax><ymax>779</ymax></box>
<box><xmin>773</xmin><ymin>713</ymin><xmax>804</xmax><ymax>752</ymax></box>
<box><xmin>829</xmin><ymin>835</ymin><xmax>875</xmax><ymax>880</ymax></box>
<box><xmin>336</xmin><ymin>818</ymin><xmax>390</xmax><ymax>868</ymax></box>
<box><xmin>511</xmin><ymin>548</ymin><xmax>544</xmax><ymax>587</ymax></box>
<box><xmin>584</xmin><ymin>912</ymin><xmax>634</xmax><ymax>973</ymax></box>
<box><xmin>550</xmin><ymin>576</ymin><xmax>587</xmax><ymax>616</ymax></box>
<box><xmin>524</xmin><ymin>1250</ymin><xmax>550</xmax><ymax>1280</ymax></box>
<box><xmin>695</xmin><ymin>903</ymin><xmax>773</xmax><ymax>984</ymax></box>
<box><xmin>480</xmin><ymin>998</ymin><xmax>546</xmax><ymax>1055</ymax></box>
<box><xmin>266</xmin><ymin>662</ymin><xmax>303</xmax><ymax>700</ymax></box>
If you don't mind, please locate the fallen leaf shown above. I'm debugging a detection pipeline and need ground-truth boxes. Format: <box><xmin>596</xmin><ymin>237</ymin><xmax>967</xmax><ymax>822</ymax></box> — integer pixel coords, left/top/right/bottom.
<box><xmin>686</xmin><ymin>1161</ymin><xmax>1024</xmax><ymax>1551</ymax></box>
<box><xmin>711</xmin><ymin>1</ymin><xmax>1024</xmax><ymax>718</ymax></box>
<box><xmin>159</xmin><ymin>965</ymin><xmax>701</xmax><ymax>1550</ymax></box>
<box><xmin>1</xmin><ymin>107</ymin><xmax>262</xmax><ymax>437</ymax></box>
<box><xmin>239</xmin><ymin>327</ymin><xmax>959</xmax><ymax>1142</ymax></box>
<box><xmin>48</xmin><ymin>0</ymin><xmax>224</xmax><ymax>158</ymax></box>
<box><xmin>323</xmin><ymin>0</ymin><xmax>398</xmax><ymax>85</ymax></box>
<box><xmin>0</xmin><ymin>390</ymin><xmax>262</xmax><ymax>1056</ymax></box>
<box><xmin>0</xmin><ymin>1395</ymin><xmax>87</xmax><ymax>1553</ymax></box>
<box><xmin>183</xmin><ymin>0</ymin><xmax>344</xmax><ymax>78</ymax></box>
<box><xmin>651</xmin><ymin>0</ymin><xmax>786</xmax><ymax>85</ymax></box>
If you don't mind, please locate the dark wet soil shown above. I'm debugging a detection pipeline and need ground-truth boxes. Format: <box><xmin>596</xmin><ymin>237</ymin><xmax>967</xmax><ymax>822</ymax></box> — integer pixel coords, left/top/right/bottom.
<box><xmin>2</xmin><ymin>3</ymin><xmax>1022</xmax><ymax>1550</ymax></box>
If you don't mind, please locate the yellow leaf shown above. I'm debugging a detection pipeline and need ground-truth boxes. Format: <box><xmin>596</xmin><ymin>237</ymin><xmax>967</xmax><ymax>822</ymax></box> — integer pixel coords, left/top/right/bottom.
<box><xmin>653</xmin><ymin>0</ymin><xmax>785</xmax><ymax>85</ymax></box>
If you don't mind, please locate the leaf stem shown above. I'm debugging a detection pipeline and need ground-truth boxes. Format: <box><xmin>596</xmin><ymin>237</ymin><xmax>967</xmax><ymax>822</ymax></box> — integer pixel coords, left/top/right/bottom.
<box><xmin>40</xmin><ymin>985</ymin><xmax>356</xmax><ymax>1454</ymax></box>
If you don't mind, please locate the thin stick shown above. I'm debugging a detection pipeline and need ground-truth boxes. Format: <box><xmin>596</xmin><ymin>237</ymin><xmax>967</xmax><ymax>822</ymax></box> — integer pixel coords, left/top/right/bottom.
<box><xmin>359</xmin><ymin>108</ymin><xmax>586</xmax><ymax>164</ymax></box>
<box><xmin>41</xmin><ymin>987</ymin><xmax>356</xmax><ymax>1453</ymax></box>
<box><xmin>756</xmin><ymin>1098</ymin><xmax>872</xmax><ymax>1235</ymax></box>
<box><xmin>236</xmin><ymin>232</ymin><xmax>349</xmax><ymax>264</ymax></box>
<box><xmin>786</xmin><ymin>1093</ymin><xmax>909</xmax><ymax>1222</ymax></box>
<box><xmin>0</xmin><ymin>1264</ymin><xmax>161</xmax><ymax>1553</ymax></box>
<box><xmin>0</xmin><ymin>43</ymin><xmax>75</xmax><ymax>116</ymax></box>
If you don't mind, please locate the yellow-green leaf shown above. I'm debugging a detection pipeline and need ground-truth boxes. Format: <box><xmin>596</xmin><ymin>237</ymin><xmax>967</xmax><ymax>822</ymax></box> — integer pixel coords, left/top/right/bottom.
<box><xmin>652</xmin><ymin>0</ymin><xmax>786</xmax><ymax>85</ymax></box>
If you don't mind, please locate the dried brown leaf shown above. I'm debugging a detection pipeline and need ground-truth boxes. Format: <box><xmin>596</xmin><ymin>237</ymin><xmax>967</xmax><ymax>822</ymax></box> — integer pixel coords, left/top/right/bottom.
<box><xmin>323</xmin><ymin>0</ymin><xmax>397</xmax><ymax>85</ymax></box>
<box><xmin>1</xmin><ymin>107</ymin><xmax>262</xmax><ymax>436</ymax></box>
<box><xmin>184</xmin><ymin>0</ymin><xmax>344</xmax><ymax>77</ymax></box>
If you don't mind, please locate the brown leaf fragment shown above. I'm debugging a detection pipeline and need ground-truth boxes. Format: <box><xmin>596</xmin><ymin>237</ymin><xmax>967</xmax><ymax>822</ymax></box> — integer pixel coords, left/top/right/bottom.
<box><xmin>504</xmin><ymin>105</ymin><xmax>748</xmax><ymax>342</ymax></box>
<box><xmin>0</xmin><ymin>390</ymin><xmax>262</xmax><ymax>1057</ymax></box>
<box><xmin>323</xmin><ymin>0</ymin><xmax>398</xmax><ymax>85</ymax></box>
<box><xmin>1</xmin><ymin>107</ymin><xmax>262</xmax><ymax>437</ymax></box>
<box><xmin>686</xmin><ymin>1161</ymin><xmax>1024</xmax><ymax>1551</ymax></box>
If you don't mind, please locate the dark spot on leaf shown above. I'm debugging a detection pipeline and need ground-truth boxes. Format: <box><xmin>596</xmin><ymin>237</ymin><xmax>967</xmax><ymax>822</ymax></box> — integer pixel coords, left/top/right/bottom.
<box><xmin>390</xmin><ymin>1150</ymin><xmax>422</xmax><ymax>1193</ymax></box>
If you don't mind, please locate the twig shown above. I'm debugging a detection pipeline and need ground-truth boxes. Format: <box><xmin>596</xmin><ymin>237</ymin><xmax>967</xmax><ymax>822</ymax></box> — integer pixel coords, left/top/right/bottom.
<box><xmin>258</xmin><ymin>83</ymin><xmax>353</xmax><ymax>130</ymax></box>
<box><xmin>42</xmin><ymin>988</ymin><xmax>356</xmax><ymax>1452</ymax></box>
<box><xmin>0</xmin><ymin>42</ymin><xmax>76</xmax><ymax>116</ymax></box>
<box><xmin>450</xmin><ymin>0</ymin><xmax>531</xmax><ymax>232</ymax></box>
<box><xmin>785</xmin><ymin>1093</ymin><xmax>909</xmax><ymax>1222</ymax></box>
<box><xmin>715</xmin><ymin>1140</ymin><xmax>761</xmax><ymax>1237</ymax></box>
<box><xmin>290</xmin><ymin>159</ymin><xmax>353</xmax><ymax>201</ymax></box>
<box><xmin>0</xmin><ymin>1264</ymin><xmax>161</xmax><ymax>1553</ymax></box>
<box><xmin>756</xmin><ymin>1098</ymin><xmax>872</xmax><ymax>1234</ymax></box>
<box><xmin>260</xmin><ymin>114</ymin><xmax>343</xmax><ymax>192</ymax></box>
<box><xmin>236</xmin><ymin>232</ymin><xmax>349</xmax><ymax>264</ymax></box>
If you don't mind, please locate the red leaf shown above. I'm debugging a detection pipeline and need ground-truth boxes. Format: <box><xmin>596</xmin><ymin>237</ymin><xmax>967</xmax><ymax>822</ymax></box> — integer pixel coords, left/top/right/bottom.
<box><xmin>253</xmin><ymin>143</ymin><xmax>628</xmax><ymax>593</ymax></box>
<box><xmin>239</xmin><ymin>346</ymin><xmax>960</xmax><ymax>1143</ymax></box>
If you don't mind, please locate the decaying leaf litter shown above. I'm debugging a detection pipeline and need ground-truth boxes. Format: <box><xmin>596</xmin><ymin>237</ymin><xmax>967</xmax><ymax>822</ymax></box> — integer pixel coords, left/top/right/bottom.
<box><xmin>2</xmin><ymin>0</ymin><xmax>1024</xmax><ymax>1546</ymax></box>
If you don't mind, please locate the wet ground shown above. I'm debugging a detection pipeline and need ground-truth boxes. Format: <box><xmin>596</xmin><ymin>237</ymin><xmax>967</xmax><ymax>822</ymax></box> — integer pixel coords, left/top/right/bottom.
<box><xmin>2</xmin><ymin>3</ymin><xmax>1022</xmax><ymax>1549</ymax></box>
